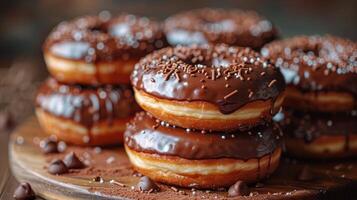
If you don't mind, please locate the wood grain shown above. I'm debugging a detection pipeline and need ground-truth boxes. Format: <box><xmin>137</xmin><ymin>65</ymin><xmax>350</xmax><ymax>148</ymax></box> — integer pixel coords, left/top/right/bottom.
<box><xmin>9</xmin><ymin>118</ymin><xmax>121</xmax><ymax>200</ymax></box>
<box><xmin>8</xmin><ymin>117</ymin><xmax>357</xmax><ymax>200</ymax></box>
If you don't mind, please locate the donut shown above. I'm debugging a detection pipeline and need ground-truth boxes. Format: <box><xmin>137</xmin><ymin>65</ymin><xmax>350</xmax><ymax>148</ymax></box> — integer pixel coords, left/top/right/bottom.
<box><xmin>277</xmin><ymin>110</ymin><xmax>357</xmax><ymax>159</ymax></box>
<box><xmin>35</xmin><ymin>78</ymin><xmax>140</xmax><ymax>146</ymax></box>
<box><xmin>131</xmin><ymin>44</ymin><xmax>285</xmax><ymax>131</ymax></box>
<box><xmin>124</xmin><ymin>112</ymin><xmax>282</xmax><ymax>188</ymax></box>
<box><xmin>164</xmin><ymin>8</ymin><xmax>278</xmax><ymax>49</ymax></box>
<box><xmin>261</xmin><ymin>35</ymin><xmax>357</xmax><ymax>112</ymax></box>
<box><xmin>43</xmin><ymin>14</ymin><xmax>167</xmax><ymax>85</ymax></box>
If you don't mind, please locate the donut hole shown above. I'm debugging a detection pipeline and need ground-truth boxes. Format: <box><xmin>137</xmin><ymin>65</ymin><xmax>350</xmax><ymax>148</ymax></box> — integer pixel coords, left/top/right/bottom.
<box><xmin>89</xmin><ymin>25</ymin><xmax>108</xmax><ymax>34</ymax></box>
<box><xmin>301</xmin><ymin>46</ymin><xmax>320</xmax><ymax>56</ymax></box>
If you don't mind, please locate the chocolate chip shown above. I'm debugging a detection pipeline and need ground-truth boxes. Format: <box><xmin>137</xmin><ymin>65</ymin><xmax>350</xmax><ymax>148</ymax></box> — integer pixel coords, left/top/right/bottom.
<box><xmin>93</xmin><ymin>176</ymin><xmax>104</xmax><ymax>183</ymax></box>
<box><xmin>228</xmin><ymin>180</ymin><xmax>249</xmax><ymax>197</ymax></box>
<box><xmin>40</xmin><ymin>139</ymin><xmax>58</xmax><ymax>154</ymax></box>
<box><xmin>63</xmin><ymin>152</ymin><xmax>85</xmax><ymax>169</ymax></box>
<box><xmin>297</xmin><ymin>166</ymin><xmax>315</xmax><ymax>181</ymax></box>
<box><xmin>48</xmin><ymin>159</ymin><xmax>68</xmax><ymax>175</ymax></box>
<box><xmin>137</xmin><ymin>176</ymin><xmax>159</xmax><ymax>192</ymax></box>
<box><xmin>0</xmin><ymin>111</ymin><xmax>13</xmax><ymax>131</ymax></box>
<box><xmin>13</xmin><ymin>182</ymin><xmax>35</xmax><ymax>200</ymax></box>
<box><xmin>255</xmin><ymin>182</ymin><xmax>264</xmax><ymax>188</ymax></box>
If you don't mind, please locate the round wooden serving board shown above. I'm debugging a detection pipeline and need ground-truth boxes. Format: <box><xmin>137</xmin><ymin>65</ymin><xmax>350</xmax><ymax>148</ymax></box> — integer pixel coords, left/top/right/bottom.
<box><xmin>9</xmin><ymin>117</ymin><xmax>357</xmax><ymax>200</ymax></box>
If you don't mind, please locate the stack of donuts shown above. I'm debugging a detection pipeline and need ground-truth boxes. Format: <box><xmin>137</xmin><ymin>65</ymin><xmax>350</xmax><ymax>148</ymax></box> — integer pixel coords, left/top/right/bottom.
<box><xmin>35</xmin><ymin>14</ymin><xmax>167</xmax><ymax>146</ymax></box>
<box><xmin>262</xmin><ymin>35</ymin><xmax>357</xmax><ymax>158</ymax></box>
<box><xmin>124</xmin><ymin>8</ymin><xmax>286</xmax><ymax>189</ymax></box>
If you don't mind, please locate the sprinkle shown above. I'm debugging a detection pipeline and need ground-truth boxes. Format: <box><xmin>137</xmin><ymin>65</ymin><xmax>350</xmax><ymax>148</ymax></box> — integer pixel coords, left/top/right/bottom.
<box><xmin>170</xmin><ymin>186</ymin><xmax>178</xmax><ymax>192</ymax></box>
<box><xmin>106</xmin><ymin>156</ymin><xmax>115</xmax><ymax>164</ymax></box>
<box><xmin>109</xmin><ymin>180</ymin><xmax>126</xmax><ymax>187</ymax></box>
<box><xmin>164</xmin><ymin>69</ymin><xmax>175</xmax><ymax>81</ymax></box>
<box><xmin>224</xmin><ymin>90</ymin><xmax>238</xmax><ymax>100</ymax></box>
<box><xmin>174</xmin><ymin>72</ymin><xmax>181</xmax><ymax>82</ymax></box>
<box><xmin>211</xmin><ymin>69</ymin><xmax>215</xmax><ymax>80</ymax></box>
<box><xmin>268</xmin><ymin>79</ymin><xmax>277</xmax><ymax>87</ymax></box>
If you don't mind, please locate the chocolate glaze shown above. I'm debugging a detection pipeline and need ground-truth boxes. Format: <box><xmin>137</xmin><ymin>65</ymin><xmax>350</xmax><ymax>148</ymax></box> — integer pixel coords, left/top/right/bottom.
<box><xmin>44</xmin><ymin>14</ymin><xmax>168</xmax><ymax>62</ymax></box>
<box><xmin>261</xmin><ymin>35</ymin><xmax>357</xmax><ymax>100</ymax></box>
<box><xmin>124</xmin><ymin>112</ymin><xmax>282</xmax><ymax>160</ymax></box>
<box><xmin>36</xmin><ymin>78</ymin><xmax>140</xmax><ymax>127</ymax></box>
<box><xmin>131</xmin><ymin>44</ymin><xmax>285</xmax><ymax>114</ymax></box>
<box><xmin>164</xmin><ymin>8</ymin><xmax>278</xmax><ymax>49</ymax></box>
<box><xmin>277</xmin><ymin>109</ymin><xmax>357</xmax><ymax>144</ymax></box>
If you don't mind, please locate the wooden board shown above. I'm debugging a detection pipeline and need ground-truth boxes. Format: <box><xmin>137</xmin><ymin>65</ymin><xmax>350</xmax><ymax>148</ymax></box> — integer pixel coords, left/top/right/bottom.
<box><xmin>9</xmin><ymin>117</ymin><xmax>357</xmax><ymax>200</ymax></box>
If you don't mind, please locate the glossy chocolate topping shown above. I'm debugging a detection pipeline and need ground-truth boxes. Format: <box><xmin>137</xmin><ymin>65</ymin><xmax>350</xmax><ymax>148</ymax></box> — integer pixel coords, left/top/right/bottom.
<box><xmin>277</xmin><ymin>109</ymin><xmax>357</xmax><ymax>143</ymax></box>
<box><xmin>261</xmin><ymin>35</ymin><xmax>357</xmax><ymax>97</ymax></box>
<box><xmin>44</xmin><ymin>14</ymin><xmax>168</xmax><ymax>62</ymax></box>
<box><xmin>164</xmin><ymin>8</ymin><xmax>278</xmax><ymax>49</ymax></box>
<box><xmin>36</xmin><ymin>78</ymin><xmax>140</xmax><ymax>126</ymax></box>
<box><xmin>125</xmin><ymin>112</ymin><xmax>281</xmax><ymax>160</ymax></box>
<box><xmin>131</xmin><ymin>44</ymin><xmax>285</xmax><ymax>114</ymax></box>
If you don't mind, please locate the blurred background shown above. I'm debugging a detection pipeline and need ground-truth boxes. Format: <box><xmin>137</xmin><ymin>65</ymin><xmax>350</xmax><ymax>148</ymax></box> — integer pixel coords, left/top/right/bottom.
<box><xmin>0</xmin><ymin>0</ymin><xmax>356</xmax><ymax>127</ymax></box>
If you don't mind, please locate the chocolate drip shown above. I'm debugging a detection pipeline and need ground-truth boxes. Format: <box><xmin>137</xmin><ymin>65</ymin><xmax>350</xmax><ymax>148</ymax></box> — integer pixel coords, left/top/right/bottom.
<box><xmin>267</xmin><ymin>153</ymin><xmax>272</xmax><ymax>177</ymax></box>
<box><xmin>164</xmin><ymin>8</ymin><xmax>278</xmax><ymax>49</ymax></box>
<box><xmin>44</xmin><ymin>14</ymin><xmax>168</xmax><ymax>62</ymax></box>
<box><xmin>131</xmin><ymin>45</ymin><xmax>285</xmax><ymax>114</ymax></box>
<box><xmin>257</xmin><ymin>158</ymin><xmax>261</xmax><ymax>181</ymax></box>
<box><xmin>36</xmin><ymin>78</ymin><xmax>140</xmax><ymax>127</ymax></box>
<box><xmin>124</xmin><ymin>112</ymin><xmax>281</xmax><ymax>160</ymax></box>
<box><xmin>279</xmin><ymin>109</ymin><xmax>357</xmax><ymax>143</ymax></box>
<box><xmin>345</xmin><ymin>131</ymin><xmax>350</xmax><ymax>152</ymax></box>
<box><xmin>262</xmin><ymin>35</ymin><xmax>357</xmax><ymax>99</ymax></box>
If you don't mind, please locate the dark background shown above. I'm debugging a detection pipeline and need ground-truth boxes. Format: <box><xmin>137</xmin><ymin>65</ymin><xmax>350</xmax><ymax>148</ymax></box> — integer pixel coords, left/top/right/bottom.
<box><xmin>0</xmin><ymin>0</ymin><xmax>356</xmax><ymax>124</ymax></box>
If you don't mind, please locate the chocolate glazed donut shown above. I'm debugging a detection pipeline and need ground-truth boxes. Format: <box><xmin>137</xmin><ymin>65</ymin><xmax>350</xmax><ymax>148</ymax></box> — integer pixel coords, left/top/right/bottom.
<box><xmin>35</xmin><ymin>78</ymin><xmax>140</xmax><ymax>145</ymax></box>
<box><xmin>124</xmin><ymin>112</ymin><xmax>282</xmax><ymax>188</ymax></box>
<box><xmin>164</xmin><ymin>8</ymin><xmax>278</xmax><ymax>49</ymax></box>
<box><xmin>43</xmin><ymin>14</ymin><xmax>168</xmax><ymax>85</ymax></box>
<box><xmin>262</xmin><ymin>35</ymin><xmax>357</xmax><ymax>112</ymax></box>
<box><xmin>131</xmin><ymin>44</ymin><xmax>285</xmax><ymax>131</ymax></box>
<box><xmin>278</xmin><ymin>110</ymin><xmax>357</xmax><ymax>158</ymax></box>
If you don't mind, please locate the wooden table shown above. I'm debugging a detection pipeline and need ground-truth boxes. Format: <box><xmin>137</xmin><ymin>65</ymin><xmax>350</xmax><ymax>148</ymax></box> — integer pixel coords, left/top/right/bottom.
<box><xmin>4</xmin><ymin>118</ymin><xmax>357</xmax><ymax>200</ymax></box>
<box><xmin>0</xmin><ymin>129</ymin><xmax>18</xmax><ymax>199</ymax></box>
<box><xmin>0</xmin><ymin>128</ymin><xmax>43</xmax><ymax>200</ymax></box>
